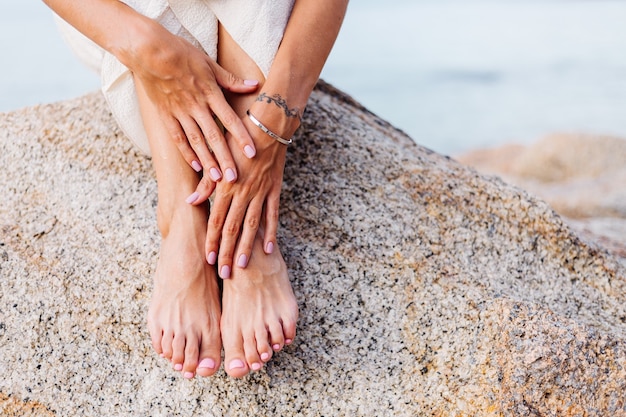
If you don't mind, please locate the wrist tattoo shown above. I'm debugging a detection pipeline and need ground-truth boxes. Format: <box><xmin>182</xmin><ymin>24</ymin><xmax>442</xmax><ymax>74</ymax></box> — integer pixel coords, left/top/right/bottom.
<box><xmin>256</xmin><ymin>93</ymin><xmax>302</xmax><ymax>119</ymax></box>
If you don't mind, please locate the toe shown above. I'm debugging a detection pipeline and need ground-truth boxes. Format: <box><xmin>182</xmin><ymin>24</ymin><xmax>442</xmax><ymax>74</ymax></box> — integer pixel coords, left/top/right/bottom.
<box><xmin>282</xmin><ymin>317</ymin><xmax>297</xmax><ymax>346</ymax></box>
<box><xmin>148</xmin><ymin>321</ymin><xmax>164</xmax><ymax>357</ymax></box>
<box><xmin>254</xmin><ymin>326</ymin><xmax>273</xmax><ymax>363</ymax></box>
<box><xmin>160</xmin><ymin>330</ymin><xmax>175</xmax><ymax>361</ymax></box>
<box><xmin>222</xmin><ymin>331</ymin><xmax>250</xmax><ymax>378</ymax></box>
<box><xmin>196</xmin><ymin>329</ymin><xmax>221</xmax><ymax>377</ymax></box>
<box><xmin>268</xmin><ymin>321</ymin><xmax>285</xmax><ymax>352</ymax></box>
<box><xmin>182</xmin><ymin>334</ymin><xmax>200</xmax><ymax>378</ymax></box>
<box><xmin>171</xmin><ymin>333</ymin><xmax>186</xmax><ymax>372</ymax></box>
<box><xmin>244</xmin><ymin>331</ymin><xmax>263</xmax><ymax>372</ymax></box>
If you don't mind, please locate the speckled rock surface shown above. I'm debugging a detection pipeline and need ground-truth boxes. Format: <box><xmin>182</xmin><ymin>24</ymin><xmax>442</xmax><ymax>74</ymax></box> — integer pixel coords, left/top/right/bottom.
<box><xmin>1</xmin><ymin>83</ymin><xmax>625</xmax><ymax>416</ymax></box>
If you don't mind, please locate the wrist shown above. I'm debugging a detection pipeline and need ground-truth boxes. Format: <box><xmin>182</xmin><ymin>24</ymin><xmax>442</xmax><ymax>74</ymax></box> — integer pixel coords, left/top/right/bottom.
<box><xmin>111</xmin><ymin>16</ymin><xmax>171</xmax><ymax>73</ymax></box>
<box><xmin>248</xmin><ymin>92</ymin><xmax>302</xmax><ymax>143</ymax></box>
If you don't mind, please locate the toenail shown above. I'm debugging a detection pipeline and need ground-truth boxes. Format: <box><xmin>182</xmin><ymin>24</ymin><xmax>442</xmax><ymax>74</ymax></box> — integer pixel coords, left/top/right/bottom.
<box><xmin>260</xmin><ymin>352</ymin><xmax>270</xmax><ymax>361</ymax></box>
<box><xmin>285</xmin><ymin>339</ymin><xmax>293</xmax><ymax>345</ymax></box>
<box><xmin>272</xmin><ymin>344</ymin><xmax>281</xmax><ymax>351</ymax></box>
<box><xmin>198</xmin><ymin>358</ymin><xmax>216</xmax><ymax>369</ymax></box>
<box><xmin>220</xmin><ymin>265</ymin><xmax>231</xmax><ymax>279</ymax></box>
<box><xmin>207</xmin><ymin>251</ymin><xmax>217</xmax><ymax>265</ymax></box>
<box><xmin>251</xmin><ymin>362</ymin><xmax>262</xmax><ymax>371</ymax></box>
<box><xmin>174</xmin><ymin>363</ymin><xmax>183</xmax><ymax>371</ymax></box>
<box><xmin>229</xmin><ymin>359</ymin><xmax>245</xmax><ymax>370</ymax></box>
<box><xmin>237</xmin><ymin>254</ymin><xmax>248</xmax><ymax>268</ymax></box>
<box><xmin>183</xmin><ymin>371</ymin><xmax>194</xmax><ymax>379</ymax></box>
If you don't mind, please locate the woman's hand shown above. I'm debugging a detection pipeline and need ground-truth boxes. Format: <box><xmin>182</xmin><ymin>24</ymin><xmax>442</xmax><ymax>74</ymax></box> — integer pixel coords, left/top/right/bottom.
<box><xmin>127</xmin><ymin>22</ymin><xmax>259</xmax><ymax>181</ymax></box>
<box><xmin>190</xmin><ymin>116</ymin><xmax>289</xmax><ymax>278</ymax></box>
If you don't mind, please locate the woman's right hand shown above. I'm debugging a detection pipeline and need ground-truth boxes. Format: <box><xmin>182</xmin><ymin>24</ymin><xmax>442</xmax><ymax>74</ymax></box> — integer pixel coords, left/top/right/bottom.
<box><xmin>125</xmin><ymin>21</ymin><xmax>259</xmax><ymax>181</ymax></box>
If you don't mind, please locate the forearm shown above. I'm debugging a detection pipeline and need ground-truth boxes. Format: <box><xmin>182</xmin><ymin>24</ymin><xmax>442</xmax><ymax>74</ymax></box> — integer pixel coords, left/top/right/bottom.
<box><xmin>250</xmin><ymin>0</ymin><xmax>349</xmax><ymax>137</ymax></box>
<box><xmin>42</xmin><ymin>0</ymin><xmax>169</xmax><ymax>72</ymax></box>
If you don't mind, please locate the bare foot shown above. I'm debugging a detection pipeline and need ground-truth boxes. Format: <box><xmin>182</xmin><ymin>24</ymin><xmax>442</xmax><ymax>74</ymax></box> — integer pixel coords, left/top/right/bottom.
<box><xmin>220</xmin><ymin>233</ymin><xmax>298</xmax><ymax>378</ymax></box>
<box><xmin>147</xmin><ymin>204</ymin><xmax>222</xmax><ymax>378</ymax></box>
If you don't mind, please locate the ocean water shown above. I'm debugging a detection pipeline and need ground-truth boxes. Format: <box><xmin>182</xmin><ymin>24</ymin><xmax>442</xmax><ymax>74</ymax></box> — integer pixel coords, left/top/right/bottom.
<box><xmin>2</xmin><ymin>0</ymin><xmax>626</xmax><ymax>154</ymax></box>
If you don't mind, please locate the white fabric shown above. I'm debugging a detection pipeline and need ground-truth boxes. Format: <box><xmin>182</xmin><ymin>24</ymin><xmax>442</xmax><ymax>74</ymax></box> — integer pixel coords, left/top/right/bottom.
<box><xmin>55</xmin><ymin>0</ymin><xmax>294</xmax><ymax>155</ymax></box>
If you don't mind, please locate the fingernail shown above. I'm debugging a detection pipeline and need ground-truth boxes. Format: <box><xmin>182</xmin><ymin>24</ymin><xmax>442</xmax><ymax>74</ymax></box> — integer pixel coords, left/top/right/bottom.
<box><xmin>260</xmin><ymin>352</ymin><xmax>270</xmax><ymax>361</ymax></box>
<box><xmin>237</xmin><ymin>254</ymin><xmax>248</xmax><ymax>268</ymax></box>
<box><xmin>265</xmin><ymin>242</ymin><xmax>274</xmax><ymax>254</ymax></box>
<box><xmin>251</xmin><ymin>362</ymin><xmax>262</xmax><ymax>371</ymax></box>
<box><xmin>225</xmin><ymin>168</ymin><xmax>236</xmax><ymax>183</ymax></box>
<box><xmin>198</xmin><ymin>358</ymin><xmax>216</xmax><ymax>369</ymax></box>
<box><xmin>191</xmin><ymin>160</ymin><xmax>202</xmax><ymax>172</ymax></box>
<box><xmin>174</xmin><ymin>363</ymin><xmax>183</xmax><ymax>371</ymax></box>
<box><xmin>207</xmin><ymin>251</ymin><xmax>217</xmax><ymax>265</ymax></box>
<box><xmin>244</xmin><ymin>79</ymin><xmax>259</xmax><ymax>86</ymax></box>
<box><xmin>185</xmin><ymin>192</ymin><xmax>200</xmax><ymax>204</ymax></box>
<box><xmin>272</xmin><ymin>344</ymin><xmax>281</xmax><ymax>351</ymax></box>
<box><xmin>244</xmin><ymin>145</ymin><xmax>256</xmax><ymax>158</ymax></box>
<box><xmin>220</xmin><ymin>265</ymin><xmax>231</xmax><ymax>279</ymax></box>
<box><xmin>183</xmin><ymin>371</ymin><xmax>194</xmax><ymax>379</ymax></box>
<box><xmin>229</xmin><ymin>359</ymin><xmax>245</xmax><ymax>370</ymax></box>
<box><xmin>209</xmin><ymin>167</ymin><xmax>222</xmax><ymax>182</ymax></box>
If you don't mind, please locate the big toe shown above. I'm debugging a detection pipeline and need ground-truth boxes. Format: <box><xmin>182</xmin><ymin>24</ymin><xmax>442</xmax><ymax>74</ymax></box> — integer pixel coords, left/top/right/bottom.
<box><xmin>196</xmin><ymin>329</ymin><xmax>222</xmax><ymax>377</ymax></box>
<box><xmin>222</xmin><ymin>333</ymin><xmax>250</xmax><ymax>378</ymax></box>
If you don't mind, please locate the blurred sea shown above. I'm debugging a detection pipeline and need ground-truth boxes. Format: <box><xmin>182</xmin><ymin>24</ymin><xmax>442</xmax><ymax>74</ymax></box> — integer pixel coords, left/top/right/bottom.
<box><xmin>2</xmin><ymin>0</ymin><xmax>626</xmax><ymax>154</ymax></box>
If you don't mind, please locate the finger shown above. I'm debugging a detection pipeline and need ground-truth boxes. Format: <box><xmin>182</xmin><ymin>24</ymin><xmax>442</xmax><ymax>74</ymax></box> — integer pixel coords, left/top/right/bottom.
<box><xmin>205</xmin><ymin>191</ymin><xmax>232</xmax><ymax>267</ymax></box>
<box><xmin>178</xmin><ymin>115</ymin><xmax>223</xmax><ymax>178</ymax></box>
<box><xmin>163</xmin><ymin>115</ymin><xmax>203</xmax><ymax>172</ymax></box>
<box><xmin>194</xmin><ymin>112</ymin><xmax>240</xmax><ymax>182</ymax></box>
<box><xmin>234</xmin><ymin>197</ymin><xmax>263</xmax><ymax>269</ymax></box>
<box><xmin>263</xmin><ymin>190</ymin><xmax>281</xmax><ymax>254</ymax></box>
<box><xmin>204</xmin><ymin>89</ymin><xmax>257</xmax><ymax>161</ymax></box>
<box><xmin>217</xmin><ymin>195</ymin><xmax>249</xmax><ymax>279</ymax></box>
<box><xmin>186</xmin><ymin>173</ymin><xmax>217</xmax><ymax>206</ymax></box>
<box><xmin>210</xmin><ymin>59</ymin><xmax>260</xmax><ymax>94</ymax></box>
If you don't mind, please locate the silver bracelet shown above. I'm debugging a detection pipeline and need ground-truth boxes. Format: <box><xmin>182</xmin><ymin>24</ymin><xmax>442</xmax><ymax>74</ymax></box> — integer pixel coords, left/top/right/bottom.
<box><xmin>246</xmin><ymin>110</ymin><xmax>293</xmax><ymax>145</ymax></box>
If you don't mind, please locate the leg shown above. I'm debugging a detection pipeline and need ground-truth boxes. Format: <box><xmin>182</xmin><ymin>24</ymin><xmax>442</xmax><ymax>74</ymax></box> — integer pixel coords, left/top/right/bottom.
<box><xmin>136</xmin><ymin>78</ymin><xmax>222</xmax><ymax>378</ymax></box>
<box><xmin>216</xmin><ymin>24</ymin><xmax>299</xmax><ymax>378</ymax></box>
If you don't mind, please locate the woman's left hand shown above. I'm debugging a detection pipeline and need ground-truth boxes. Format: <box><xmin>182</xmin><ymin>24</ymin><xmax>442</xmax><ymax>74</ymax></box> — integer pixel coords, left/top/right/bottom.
<box><xmin>189</xmin><ymin>116</ymin><xmax>288</xmax><ymax>278</ymax></box>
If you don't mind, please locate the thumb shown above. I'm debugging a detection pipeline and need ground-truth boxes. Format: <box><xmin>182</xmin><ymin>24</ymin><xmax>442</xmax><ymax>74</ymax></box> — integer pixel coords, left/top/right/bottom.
<box><xmin>211</xmin><ymin>61</ymin><xmax>260</xmax><ymax>93</ymax></box>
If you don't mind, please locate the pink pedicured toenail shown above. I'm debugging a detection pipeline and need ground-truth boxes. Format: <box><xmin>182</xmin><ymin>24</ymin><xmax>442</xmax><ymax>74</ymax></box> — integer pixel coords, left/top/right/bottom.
<box><xmin>251</xmin><ymin>362</ymin><xmax>262</xmax><ymax>371</ymax></box>
<box><xmin>272</xmin><ymin>344</ymin><xmax>281</xmax><ymax>351</ymax></box>
<box><xmin>220</xmin><ymin>265</ymin><xmax>231</xmax><ymax>279</ymax></box>
<box><xmin>191</xmin><ymin>160</ymin><xmax>202</xmax><ymax>172</ymax></box>
<box><xmin>229</xmin><ymin>359</ymin><xmax>245</xmax><ymax>370</ymax></box>
<box><xmin>183</xmin><ymin>371</ymin><xmax>194</xmax><ymax>379</ymax></box>
<box><xmin>244</xmin><ymin>145</ymin><xmax>256</xmax><ymax>159</ymax></box>
<box><xmin>198</xmin><ymin>358</ymin><xmax>216</xmax><ymax>369</ymax></box>
<box><xmin>207</xmin><ymin>251</ymin><xmax>217</xmax><ymax>265</ymax></box>
<box><xmin>160</xmin><ymin>353</ymin><xmax>165</xmax><ymax>358</ymax></box>
<box><xmin>265</xmin><ymin>241</ymin><xmax>274</xmax><ymax>254</ymax></box>
<box><xmin>209</xmin><ymin>167</ymin><xmax>222</xmax><ymax>182</ymax></box>
<box><xmin>260</xmin><ymin>352</ymin><xmax>270</xmax><ymax>361</ymax></box>
<box><xmin>174</xmin><ymin>363</ymin><xmax>183</xmax><ymax>371</ymax></box>
<box><xmin>185</xmin><ymin>192</ymin><xmax>200</xmax><ymax>204</ymax></box>
<box><xmin>285</xmin><ymin>339</ymin><xmax>293</xmax><ymax>345</ymax></box>
<box><xmin>237</xmin><ymin>254</ymin><xmax>248</xmax><ymax>268</ymax></box>
<box><xmin>225</xmin><ymin>168</ymin><xmax>236</xmax><ymax>183</ymax></box>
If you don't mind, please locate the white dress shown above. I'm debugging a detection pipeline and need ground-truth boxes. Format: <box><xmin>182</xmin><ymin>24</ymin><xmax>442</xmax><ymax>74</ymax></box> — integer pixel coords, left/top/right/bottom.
<box><xmin>55</xmin><ymin>0</ymin><xmax>295</xmax><ymax>155</ymax></box>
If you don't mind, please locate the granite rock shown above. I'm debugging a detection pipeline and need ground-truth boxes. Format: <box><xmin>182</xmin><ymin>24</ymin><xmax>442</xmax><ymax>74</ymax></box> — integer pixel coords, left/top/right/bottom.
<box><xmin>1</xmin><ymin>83</ymin><xmax>625</xmax><ymax>416</ymax></box>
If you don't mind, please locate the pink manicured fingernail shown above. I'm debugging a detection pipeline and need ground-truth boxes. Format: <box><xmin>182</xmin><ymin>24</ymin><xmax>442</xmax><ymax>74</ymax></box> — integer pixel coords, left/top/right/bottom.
<box><xmin>225</xmin><ymin>168</ymin><xmax>236</xmax><ymax>183</ymax></box>
<box><xmin>185</xmin><ymin>192</ymin><xmax>200</xmax><ymax>204</ymax></box>
<box><xmin>244</xmin><ymin>145</ymin><xmax>256</xmax><ymax>159</ymax></box>
<box><xmin>260</xmin><ymin>352</ymin><xmax>270</xmax><ymax>361</ymax></box>
<box><xmin>220</xmin><ymin>265</ymin><xmax>231</xmax><ymax>279</ymax></box>
<box><xmin>191</xmin><ymin>160</ymin><xmax>202</xmax><ymax>172</ymax></box>
<box><xmin>184</xmin><ymin>372</ymin><xmax>194</xmax><ymax>379</ymax></box>
<box><xmin>244</xmin><ymin>79</ymin><xmax>259</xmax><ymax>86</ymax></box>
<box><xmin>251</xmin><ymin>362</ymin><xmax>262</xmax><ymax>371</ymax></box>
<box><xmin>265</xmin><ymin>242</ymin><xmax>274</xmax><ymax>254</ymax></box>
<box><xmin>229</xmin><ymin>359</ymin><xmax>245</xmax><ymax>370</ymax></box>
<box><xmin>272</xmin><ymin>344</ymin><xmax>281</xmax><ymax>351</ymax></box>
<box><xmin>237</xmin><ymin>254</ymin><xmax>248</xmax><ymax>268</ymax></box>
<box><xmin>174</xmin><ymin>363</ymin><xmax>183</xmax><ymax>371</ymax></box>
<box><xmin>209</xmin><ymin>167</ymin><xmax>222</xmax><ymax>182</ymax></box>
<box><xmin>207</xmin><ymin>251</ymin><xmax>217</xmax><ymax>265</ymax></box>
<box><xmin>198</xmin><ymin>358</ymin><xmax>216</xmax><ymax>369</ymax></box>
